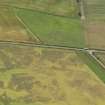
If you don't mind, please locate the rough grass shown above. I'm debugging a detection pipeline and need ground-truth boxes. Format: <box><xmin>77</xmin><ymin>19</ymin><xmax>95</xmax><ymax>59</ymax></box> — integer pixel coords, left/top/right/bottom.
<box><xmin>0</xmin><ymin>44</ymin><xmax>105</xmax><ymax>105</ymax></box>
<box><xmin>0</xmin><ymin>6</ymin><xmax>39</xmax><ymax>43</ymax></box>
<box><xmin>0</xmin><ymin>0</ymin><xmax>79</xmax><ymax>17</ymax></box>
<box><xmin>15</xmin><ymin>8</ymin><xmax>85</xmax><ymax>48</ymax></box>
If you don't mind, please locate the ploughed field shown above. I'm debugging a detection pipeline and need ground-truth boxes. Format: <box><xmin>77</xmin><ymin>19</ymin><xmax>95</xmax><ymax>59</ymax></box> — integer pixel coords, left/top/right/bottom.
<box><xmin>84</xmin><ymin>0</ymin><xmax>105</xmax><ymax>49</ymax></box>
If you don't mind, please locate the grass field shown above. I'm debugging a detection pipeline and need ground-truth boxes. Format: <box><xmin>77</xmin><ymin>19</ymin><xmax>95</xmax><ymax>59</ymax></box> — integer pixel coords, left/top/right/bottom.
<box><xmin>0</xmin><ymin>44</ymin><xmax>105</xmax><ymax>105</ymax></box>
<box><xmin>0</xmin><ymin>0</ymin><xmax>79</xmax><ymax>17</ymax></box>
<box><xmin>0</xmin><ymin>6</ymin><xmax>40</xmax><ymax>43</ymax></box>
<box><xmin>15</xmin><ymin>8</ymin><xmax>85</xmax><ymax>48</ymax></box>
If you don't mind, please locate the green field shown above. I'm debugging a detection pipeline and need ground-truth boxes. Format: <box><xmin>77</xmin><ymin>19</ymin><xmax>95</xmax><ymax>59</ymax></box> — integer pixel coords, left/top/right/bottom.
<box><xmin>15</xmin><ymin>8</ymin><xmax>85</xmax><ymax>48</ymax></box>
<box><xmin>0</xmin><ymin>0</ymin><xmax>79</xmax><ymax>17</ymax></box>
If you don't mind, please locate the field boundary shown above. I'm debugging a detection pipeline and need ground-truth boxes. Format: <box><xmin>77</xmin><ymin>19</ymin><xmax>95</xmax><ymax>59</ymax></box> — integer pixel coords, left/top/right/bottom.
<box><xmin>0</xmin><ymin>4</ymin><xmax>80</xmax><ymax>20</ymax></box>
<box><xmin>0</xmin><ymin>40</ymin><xmax>85</xmax><ymax>51</ymax></box>
<box><xmin>16</xmin><ymin>15</ymin><xmax>42</xmax><ymax>43</ymax></box>
<box><xmin>12</xmin><ymin>8</ymin><xmax>42</xmax><ymax>44</ymax></box>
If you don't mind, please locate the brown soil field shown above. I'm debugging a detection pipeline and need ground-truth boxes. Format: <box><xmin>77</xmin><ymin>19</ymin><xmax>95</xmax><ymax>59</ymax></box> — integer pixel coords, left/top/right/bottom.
<box><xmin>85</xmin><ymin>21</ymin><xmax>105</xmax><ymax>49</ymax></box>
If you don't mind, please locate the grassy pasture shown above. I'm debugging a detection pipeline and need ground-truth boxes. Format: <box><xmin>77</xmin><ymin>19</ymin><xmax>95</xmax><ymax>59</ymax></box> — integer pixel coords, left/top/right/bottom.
<box><xmin>0</xmin><ymin>6</ymin><xmax>40</xmax><ymax>43</ymax></box>
<box><xmin>0</xmin><ymin>44</ymin><xmax>105</xmax><ymax>105</ymax></box>
<box><xmin>15</xmin><ymin>8</ymin><xmax>85</xmax><ymax>48</ymax></box>
<box><xmin>0</xmin><ymin>0</ymin><xmax>79</xmax><ymax>17</ymax></box>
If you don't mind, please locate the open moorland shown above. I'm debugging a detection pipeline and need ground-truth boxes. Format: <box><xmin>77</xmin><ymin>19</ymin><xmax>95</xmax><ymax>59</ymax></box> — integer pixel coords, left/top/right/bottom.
<box><xmin>0</xmin><ymin>0</ymin><xmax>105</xmax><ymax>105</ymax></box>
<box><xmin>0</xmin><ymin>44</ymin><xmax>104</xmax><ymax>105</ymax></box>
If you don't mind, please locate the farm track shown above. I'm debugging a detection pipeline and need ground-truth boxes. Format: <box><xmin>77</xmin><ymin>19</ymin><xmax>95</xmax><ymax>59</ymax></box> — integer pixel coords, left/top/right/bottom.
<box><xmin>78</xmin><ymin>0</ymin><xmax>86</xmax><ymax>20</ymax></box>
<box><xmin>76</xmin><ymin>1</ymin><xmax>105</xmax><ymax>70</ymax></box>
<box><xmin>0</xmin><ymin>40</ymin><xmax>104</xmax><ymax>70</ymax></box>
<box><xmin>0</xmin><ymin>40</ymin><xmax>105</xmax><ymax>52</ymax></box>
<box><xmin>0</xmin><ymin>40</ymin><xmax>85</xmax><ymax>51</ymax></box>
